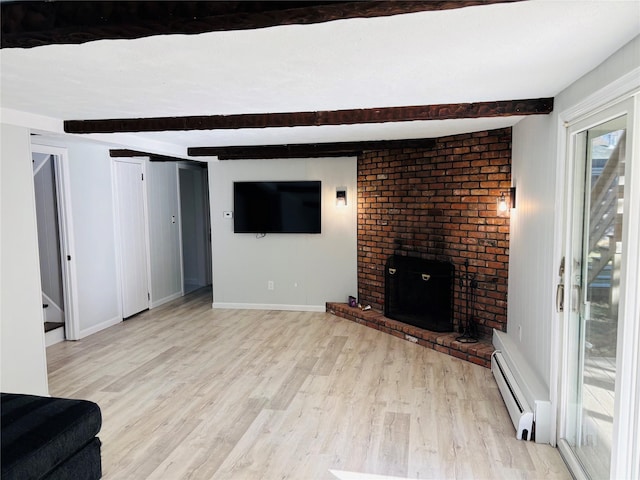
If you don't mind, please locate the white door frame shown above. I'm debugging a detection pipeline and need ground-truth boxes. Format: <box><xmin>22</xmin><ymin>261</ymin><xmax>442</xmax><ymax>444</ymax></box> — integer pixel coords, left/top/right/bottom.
<box><xmin>112</xmin><ymin>157</ymin><xmax>152</xmax><ymax>318</ymax></box>
<box><xmin>553</xmin><ymin>70</ymin><xmax>640</xmax><ymax>479</ymax></box>
<box><xmin>30</xmin><ymin>142</ymin><xmax>81</xmax><ymax>340</ymax></box>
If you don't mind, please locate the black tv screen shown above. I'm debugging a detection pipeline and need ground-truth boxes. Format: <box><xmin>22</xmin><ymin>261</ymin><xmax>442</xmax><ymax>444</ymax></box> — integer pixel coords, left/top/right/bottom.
<box><xmin>233</xmin><ymin>181</ymin><xmax>321</xmax><ymax>234</ymax></box>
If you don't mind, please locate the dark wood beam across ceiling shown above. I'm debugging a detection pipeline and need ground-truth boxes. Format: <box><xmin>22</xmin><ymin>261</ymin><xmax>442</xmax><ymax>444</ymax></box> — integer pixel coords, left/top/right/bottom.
<box><xmin>109</xmin><ymin>149</ymin><xmax>190</xmax><ymax>163</ymax></box>
<box><xmin>189</xmin><ymin>138</ymin><xmax>438</xmax><ymax>160</ymax></box>
<box><xmin>65</xmin><ymin>98</ymin><xmax>553</xmax><ymax>135</ymax></box>
<box><xmin>1</xmin><ymin>1</ymin><xmax>519</xmax><ymax>49</ymax></box>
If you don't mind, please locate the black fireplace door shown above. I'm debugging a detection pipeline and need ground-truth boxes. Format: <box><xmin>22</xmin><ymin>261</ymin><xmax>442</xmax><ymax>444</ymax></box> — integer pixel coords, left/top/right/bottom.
<box><xmin>384</xmin><ymin>256</ymin><xmax>454</xmax><ymax>332</ymax></box>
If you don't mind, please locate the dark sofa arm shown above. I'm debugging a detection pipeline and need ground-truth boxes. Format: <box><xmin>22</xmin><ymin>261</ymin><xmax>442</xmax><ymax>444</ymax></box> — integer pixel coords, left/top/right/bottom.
<box><xmin>1</xmin><ymin>393</ymin><xmax>102</xmax><ymax>480</ymax></box>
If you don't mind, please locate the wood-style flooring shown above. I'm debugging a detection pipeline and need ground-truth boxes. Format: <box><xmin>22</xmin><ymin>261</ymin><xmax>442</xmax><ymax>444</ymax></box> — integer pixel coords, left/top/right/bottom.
<box><xmin>46</xmin><ymin>288</ymin><xmax>570</xmax><ymax>479</ymax></box>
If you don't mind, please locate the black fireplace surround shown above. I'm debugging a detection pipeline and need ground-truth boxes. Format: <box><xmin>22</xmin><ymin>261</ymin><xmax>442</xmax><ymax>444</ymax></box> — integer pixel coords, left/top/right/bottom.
<box><xmin>384</xmin><ymin>255</ymin><xmax>454</xmax><ymax>332</ymax></box>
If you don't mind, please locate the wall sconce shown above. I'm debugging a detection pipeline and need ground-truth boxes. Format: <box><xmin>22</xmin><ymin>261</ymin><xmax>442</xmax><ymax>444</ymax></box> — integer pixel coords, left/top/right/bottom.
<box><xmin>497</xmin><ymin>187</ymin><xmax>516</xmax><ymax>217</ymax></box>
<box><xmin>336</xmin><ymin>188</ymin><xmax>347</xmax><ymax>207</ymax></box>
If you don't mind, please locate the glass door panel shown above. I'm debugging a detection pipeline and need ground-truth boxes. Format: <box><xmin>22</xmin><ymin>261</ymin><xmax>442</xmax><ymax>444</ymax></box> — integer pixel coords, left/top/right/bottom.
<box><xmin>567</xmin><ymin>114</ymin><xmax>627</xmax><ymax>479</ymax></box>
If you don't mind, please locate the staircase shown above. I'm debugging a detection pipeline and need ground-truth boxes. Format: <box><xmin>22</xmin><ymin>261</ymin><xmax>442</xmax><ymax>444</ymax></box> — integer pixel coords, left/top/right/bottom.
<box><xmin>587</xmin><ymin>132</ymin><xmax>625</xmax><ymax>289</ymax></box>
<box><xmin>43</xmin><ymin>299</ymin><xmax>65</xmax><ymax>346</ymax></box>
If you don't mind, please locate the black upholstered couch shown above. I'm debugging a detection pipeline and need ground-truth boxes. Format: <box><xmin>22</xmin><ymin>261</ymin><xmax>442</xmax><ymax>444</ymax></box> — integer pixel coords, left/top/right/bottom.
<box><xmin>1</xmin><ymin>393</ymin><xmax>102</xmax><ymax>480</ymax></box>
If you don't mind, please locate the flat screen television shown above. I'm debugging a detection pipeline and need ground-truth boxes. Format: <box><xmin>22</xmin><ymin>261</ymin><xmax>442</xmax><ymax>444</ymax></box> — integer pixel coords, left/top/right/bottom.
<box><xmin>233</xmin><ymin>181</ymin><xmax>321</xmax><ymax>234</ymax></box>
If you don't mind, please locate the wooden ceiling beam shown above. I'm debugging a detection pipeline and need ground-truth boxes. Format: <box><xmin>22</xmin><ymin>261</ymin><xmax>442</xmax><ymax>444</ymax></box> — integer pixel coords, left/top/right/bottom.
<box><xmin>189</xmin><ymin>138</ymin><xmax>438</xmax><ymax>160</ymax></box>
<box><xmin>66</xmin><ymin>98</ymin><xmax>553</xmax><ymax>134</ymax></box>
<box><xmin>2</xmin><ymin>1</ymin><xmax>519</xmax><ymax>49</ymax></box>
<box><xmin>109</xmin><ymin>148</ymin><xmax>189</xmax><ymax>163</ymax></box>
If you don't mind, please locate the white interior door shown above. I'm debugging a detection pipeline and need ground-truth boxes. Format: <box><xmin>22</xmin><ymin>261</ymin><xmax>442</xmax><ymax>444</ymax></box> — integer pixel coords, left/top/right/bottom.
<box><xmin>114</xmin><ymin>159</ymin><xmax>150</xmax><ymax>318</ymax></box>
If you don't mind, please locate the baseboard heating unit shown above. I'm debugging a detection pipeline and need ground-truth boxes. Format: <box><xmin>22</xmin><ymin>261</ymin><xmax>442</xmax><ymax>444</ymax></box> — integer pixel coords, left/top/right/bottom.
<box><xmin>491</xmin><ymin>350</ymin><xmax>534</xmax><ymax>441</ymax></box>
<box><xmin>491</xmin><ymin>330</ymin><xmax>552</xmax><ymax>444</ymax></box>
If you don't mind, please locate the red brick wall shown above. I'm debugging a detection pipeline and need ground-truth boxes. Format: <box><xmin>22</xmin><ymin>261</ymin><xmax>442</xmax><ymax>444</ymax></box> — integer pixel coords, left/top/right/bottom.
<box><xmin>357</xmin><ymin>128</ymin><xmax>511</xmax><ymax>339</ymax></box>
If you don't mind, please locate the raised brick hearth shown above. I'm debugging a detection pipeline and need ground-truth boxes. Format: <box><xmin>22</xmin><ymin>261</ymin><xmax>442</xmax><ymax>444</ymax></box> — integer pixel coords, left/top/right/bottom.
<box><xmin>326</xmin><ymin>302</ymin><xmax>494</xmax><ymax>368</ymax></box>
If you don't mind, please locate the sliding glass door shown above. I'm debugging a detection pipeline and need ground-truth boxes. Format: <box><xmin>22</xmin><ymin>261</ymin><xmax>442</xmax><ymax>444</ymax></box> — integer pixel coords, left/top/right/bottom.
<box><xmin>560</xmin><ymin>97</ymin><xmax>639</xmax><ymax>479</ymax></box>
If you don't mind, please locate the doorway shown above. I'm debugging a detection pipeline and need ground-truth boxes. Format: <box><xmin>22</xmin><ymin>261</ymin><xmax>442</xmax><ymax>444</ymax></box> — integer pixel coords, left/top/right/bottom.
<box><xmin>558</xmin><ymin>97</ymin><xmax>639</xmax><ymax>479</ymax></box>
<box><xmin>178</xmin><ymin>164</ymin><xmax>211</xmax><ymax>295</ymax></box>
<box><xmin>31</xmin><ymin>143</ymin><xmax>79</xmax><ymax>342</ymax></box>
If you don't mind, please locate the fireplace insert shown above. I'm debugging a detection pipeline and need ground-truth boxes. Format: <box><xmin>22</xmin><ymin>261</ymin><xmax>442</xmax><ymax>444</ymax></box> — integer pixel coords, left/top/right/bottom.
<box><xmin>384</xmin><ymin>255</ymin><xmax>454</xmax><ymax>332</ymax></box>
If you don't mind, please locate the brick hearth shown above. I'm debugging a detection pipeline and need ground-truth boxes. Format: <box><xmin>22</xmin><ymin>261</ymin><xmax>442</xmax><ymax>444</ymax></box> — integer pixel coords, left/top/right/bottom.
<box><xmin>327</xmin><ymin>302</ymin><xmax>494</xmax><ymax>368</ymax></box>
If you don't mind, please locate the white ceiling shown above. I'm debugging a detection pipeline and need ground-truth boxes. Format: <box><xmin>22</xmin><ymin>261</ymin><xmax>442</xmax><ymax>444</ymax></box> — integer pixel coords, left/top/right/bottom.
<box><xmin>1</xmin><ymin>0</ymin><xmax>639</xmax><ymax>159</ymax></box>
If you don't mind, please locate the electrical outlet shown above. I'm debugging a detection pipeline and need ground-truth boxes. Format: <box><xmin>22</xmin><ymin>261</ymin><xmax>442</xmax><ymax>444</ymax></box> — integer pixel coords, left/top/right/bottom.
<box><xmin>268</xmin><ymin>280</ymin><xmax>274</xmax><ymax>290</ymax></box>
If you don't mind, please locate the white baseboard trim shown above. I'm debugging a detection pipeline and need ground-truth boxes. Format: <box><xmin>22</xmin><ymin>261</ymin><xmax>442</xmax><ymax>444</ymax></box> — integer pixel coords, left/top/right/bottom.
<box><xmin>151</xmin><ymin>291</ymin><xmax>182</xmax><ymax>309</ymax></box>
<box><xmin>45</xmin><ymin>327</ymin><xmax>65</xmax><ymax>347</ymax></box>
<box><xmin>78</xmin><ymin>315</ymin><xmax>122</xmax><ymax>339</ymax></box>
<box><xmin>212</xmin><ymin>302</ymin><xmax>326</xmax><ymax>313</ymax></box>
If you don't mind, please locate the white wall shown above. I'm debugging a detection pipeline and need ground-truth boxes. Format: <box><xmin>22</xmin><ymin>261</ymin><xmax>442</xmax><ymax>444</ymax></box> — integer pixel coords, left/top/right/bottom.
<box><xmin>147</xmin><ymin>161</ymin><xmax>182</xmax><ymax>306</ymax></box>
<box><xmin>508</xmin><ymin>114</ymin><xmax>557</xmax><ymax>388</ymax></box>
<box><xmin>0</xmin><ymin>123</ymin><xmax>49</xmax><ymax>395</ymax></box>
<box><xmin>66</xmin><ymin>146</ymin><xmax>187</xmax><ymax>317</ymax></box>
<box><xmin>65</xmin><ymin>142</ymin><xmax>121</xmax><ymax>336</ymax></box>
<box><xmin>210</xmin><ymin>157</ymin><xmax>357</xmax><ymax>310</ymax></box>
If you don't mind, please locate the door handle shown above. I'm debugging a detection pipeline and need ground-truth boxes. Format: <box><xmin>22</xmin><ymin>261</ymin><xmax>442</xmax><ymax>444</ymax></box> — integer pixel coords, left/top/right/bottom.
<box><xmin>556</xmin><ymin>284</ymin><xmax>564</xmax><ymax>312</ymax></box>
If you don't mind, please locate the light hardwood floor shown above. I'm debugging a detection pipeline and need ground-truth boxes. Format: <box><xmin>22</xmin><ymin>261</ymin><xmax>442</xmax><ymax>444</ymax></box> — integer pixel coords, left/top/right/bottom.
<box><xmin>47</xmin><ymin>288</ymin><xmax>570</xmax><ymax>479</ymax></box>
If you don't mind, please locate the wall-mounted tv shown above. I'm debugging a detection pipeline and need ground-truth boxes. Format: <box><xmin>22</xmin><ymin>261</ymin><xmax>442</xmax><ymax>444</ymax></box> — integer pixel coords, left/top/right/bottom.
<box><xmin>233</xmin><ymin>181</ymin><xmax>321</xmax><ymax>234</ymax></box>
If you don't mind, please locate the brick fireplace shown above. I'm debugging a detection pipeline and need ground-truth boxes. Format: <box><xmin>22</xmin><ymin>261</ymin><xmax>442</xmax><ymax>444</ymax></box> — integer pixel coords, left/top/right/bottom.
<box><xmin>356</xmin><ymin>127</ymin><xmax>511</xmax><ymax>340</ymax></box>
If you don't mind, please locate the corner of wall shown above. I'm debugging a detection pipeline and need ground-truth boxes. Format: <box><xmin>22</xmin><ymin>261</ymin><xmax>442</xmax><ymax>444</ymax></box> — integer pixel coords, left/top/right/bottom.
<box><xmin>1</xmin><ymin>123</ymin><xmax>49</xmax><ymax>395</ymax></box>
